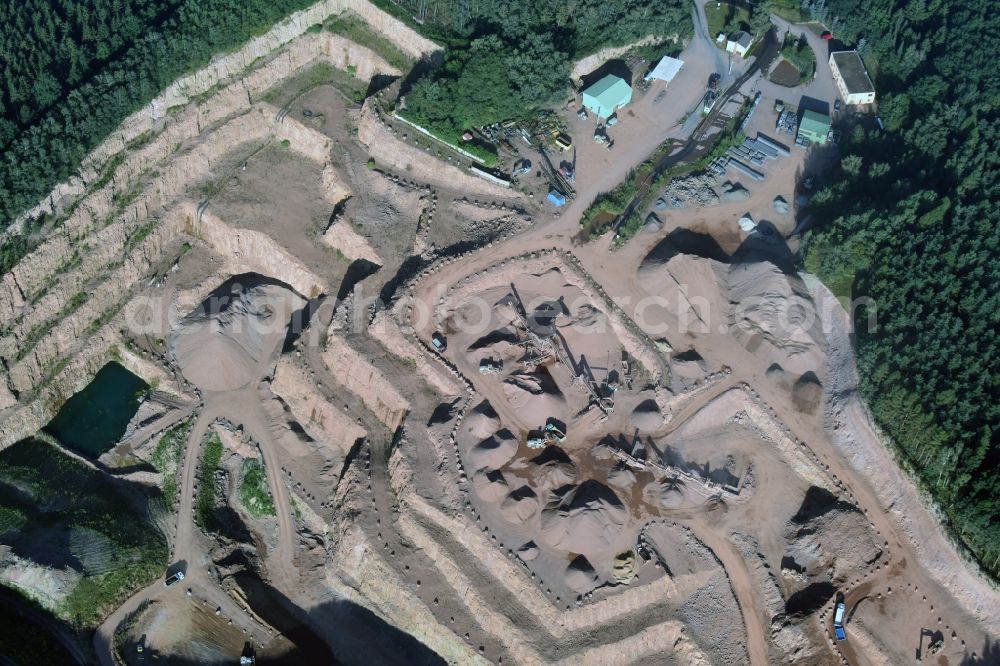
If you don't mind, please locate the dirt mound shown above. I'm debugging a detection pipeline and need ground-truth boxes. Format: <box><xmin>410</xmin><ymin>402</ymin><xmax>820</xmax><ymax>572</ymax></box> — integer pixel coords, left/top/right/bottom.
<box><xmin>607</xmin><ymin>465</ymin><xmax>637</xmax><ymax>493</ymax></box>
<box><xmin>465</xmin><ymin>400</ymin><xmax>502</xmax><ymax>439</ymax></box>
<box><xmin>672</xmin><ymin>349</ymin><xmax>708</xmax><ymax>377</ymax></box>
<box><xmin>502</xmin><ymin>368</ymin><xmax>566</xmax><ymax>424</ymax></box>
<box><xmin>467</xmin><ymin>429</ymin><xmax>518</xmax><ymax>471</ymax></box>
<box><xmin>171</xmin><ymin>278</ymin><xmax>304</xmax><ymax>391</ymax></box>
<box><xmin>612</xmin><ymin>550</ymin><xmax>637</xmax><ymax>582</ymax></box>
<box><xmin>724</xmin><ymin>259</ymin><xmax>824</xmax><ymax>374</ymax></box>
<box><xmin>503</xmin><ymin>367</ymin><xmax>562</xmax><ymax>397</ymax></box>
<box><xmin>791</xmin><ymin>372</ymin><xmax>823</xmax><ymax>414</ymax></box>
<box><xmin>593</xmin><ymin>434</ymin><xmax>626</xmax><ymax>461</ymax></box>
<box><xmin>472</xmin><ymin>469</ymin><xmax>509</xmax><ymax>502</ymax></box>
<box><xmin>539</xmin><ymin>480</ymin><xmax>628</xmax><ymax>554</ymax></box>
<box><xmin>569</xmin><ymin>302</ymin><xmax>607</xmax><ymax>332</ymax></box>
<box><xmin>518</xmin><ymin>541</ymin><xmax>540</xmax><ymax>561</ymax></box>
<box><xmin>500</xmin><ymin>486</ymin><xmax>540</xmax><ymax>524</ymax></box>
<box><xmin>630</xmin><ymin>399</ymin><xmax>664</xmax><ymax>432</ymax></box>
<box><xmin>467</xmin><ymin>327</ymin><xmax>520</xmax><ymax>351</ymax></box>
<box><xmin>529</xmin><ymin>446</ymin><xmax>577</xmax><ymax>492</ymax></box>
<box><xmin>635</xmin><ymin>240</ymin><xmax>729</xmax><ymax>329</ymax></box>
<box><xmin>427</xmin><ymin>398</ymin><xmax>462</xmax><ymax>426</ymax></box>
<box><xmin>784</xmin><ymin>487</ymin><xmax>883</xmax><ymax>584</ymax></box>
<box><xmin>638</xmin><ymin>230</ymin><xmax>729</xmax><ymax>278</ymax></box>
<box><xmin>564</xmin><ymin>554</ymin><xmax>599</xmax><ymax>593</ymax></box>
<box><xmin>679</xmin><ymin>571</ymin><xmax>750</xmax><ymax>665</ymax></box>
<box><xmin>642</xmin><ymin>476</ymin><xmax>686</xmax><ymax>510</ymax></box>
<box><xmin>766</xmin><ymin>362</ymin><xmax>787</xmax><ymax>382</ymax></box>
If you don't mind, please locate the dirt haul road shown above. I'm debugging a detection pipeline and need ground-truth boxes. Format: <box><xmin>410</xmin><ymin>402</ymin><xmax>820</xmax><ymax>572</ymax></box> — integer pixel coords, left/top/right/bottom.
<box><xmin>403</xmin><ymin>121</ymin><xmax>997</xmax><ymax>666</ymax></box>
<box><xmin>94</xmin><ymin>292</ymin><xmax>299</xmax><ymax>664</ymax></box>
<box><xmin>78</xmin><ymin>7</ymin><xmax>996</xmax><ymax>664</ymax></box>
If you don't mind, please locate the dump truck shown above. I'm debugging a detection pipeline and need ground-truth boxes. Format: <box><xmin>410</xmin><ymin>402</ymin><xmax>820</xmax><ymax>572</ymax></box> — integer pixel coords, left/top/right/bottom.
<box><xmin>527</xmin><ymin>421</ymin><xmax>566</xmax><ymax>449</ymax></box>
<box><xmin>834</xmin><ymin>601</ymin><xmax>847</xmax><ymax>641</ymax></box>
<box><xmin>479</xmin><ymin>358</ymin><xmax>503</xmax><ymax>374</ymax></box>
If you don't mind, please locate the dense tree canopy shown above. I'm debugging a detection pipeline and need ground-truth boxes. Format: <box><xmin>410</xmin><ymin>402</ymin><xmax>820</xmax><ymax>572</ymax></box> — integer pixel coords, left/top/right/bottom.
<box><xmin>0</xmin><ymin>0</ymin><xmax>317</xmax><ymax>225</ymax></box>
<box><xmin>393</xmin><ymin>0</ymin><xmax>690</xmax><ymax>134</ymax></box>
<box><xmin>802</xmin><ymin>0</ymin><xmax>1000</xmax><ymax>574</ymax></box>
<box><xmin>377</xmin><ymin>0</ymin><xmax>690</xmax><ymax>55</ymax></box>
<box><xmin>402</xmin><ymin>34</ymin><xmax>568</xmax><ymax>136</ymax></box>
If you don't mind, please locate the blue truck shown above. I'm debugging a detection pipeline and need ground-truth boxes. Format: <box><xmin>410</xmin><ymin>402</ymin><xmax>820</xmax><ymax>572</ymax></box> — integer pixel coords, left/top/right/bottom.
<box><xmin>834</xmin><ymin>601</ymin><xmax>847</xmax><ymax>641</ymax></box>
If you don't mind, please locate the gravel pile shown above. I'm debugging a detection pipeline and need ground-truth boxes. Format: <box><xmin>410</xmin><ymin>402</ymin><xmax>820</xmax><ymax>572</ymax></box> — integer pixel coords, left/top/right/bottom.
<box><xmin>679</xmin><ymin>570</ymin><xmax>750</xmax><ymax>665</ymax></box>
<box><xmin>721</xmin><ymin>180</ymin><xmax>750</xmax><ymax>202</ymax></box>
<box><xmin>463</xmin><ymin>214</ymin><xmax>522</xmax><ymax>243</ymax></box>
<box><xmin>661</xmin><ymin>173</ymin><xmax>720</xmax><ymax>208</ymax></box>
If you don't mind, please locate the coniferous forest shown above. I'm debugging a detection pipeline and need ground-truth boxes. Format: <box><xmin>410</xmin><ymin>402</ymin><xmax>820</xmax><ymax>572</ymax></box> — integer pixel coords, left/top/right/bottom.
<box><xmin>801</xmin><ymin>0</ymin><xmax>1000</xmax><ymax>575</ymax></box>
<box><xmin>0</xmin><ymin>0</ymin><xmax>316</xmax><ymax>227</ymax></box>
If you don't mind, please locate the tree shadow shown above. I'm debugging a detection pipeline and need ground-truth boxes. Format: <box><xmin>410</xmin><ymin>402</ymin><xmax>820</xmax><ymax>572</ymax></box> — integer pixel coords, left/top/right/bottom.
<box><xmin>797</xmin><ymin>94</ymin><xmax>830</xmax><ymax>116</ymax></box>
<box><xmin>397</xmin><ymin>54</ymin><xmax>445</xmax><ymax>98</ymax></box>
<box><xmin>578</xmin><ymin>59</ymin><xmax>634</xmax><ymax>90</ymax></box>
<box><xmin>365</xmin><ymin>73</ymin><xmax>399</xmax><ymax>99</ymax></box>
<box><xmin>959</xmin><ymin>636</ymin><xmax>1000</xmax><ymax>665</ymax></box>
<box><xmin>729</xmin><ymin>219</ymin><xmax>799</xmax><ymax>274</ymax></box>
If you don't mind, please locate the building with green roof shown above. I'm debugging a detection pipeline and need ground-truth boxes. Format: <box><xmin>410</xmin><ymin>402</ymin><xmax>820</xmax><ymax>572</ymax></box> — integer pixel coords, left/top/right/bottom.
<box><xmin>796</xmin><ymin>109</ymin><xmax>831</xmax><ymax>145</ymax></box>
<box><xmin>582</xmin><ymin>75</ymin><xmax>632</xmax><ymax>119</ymax></box>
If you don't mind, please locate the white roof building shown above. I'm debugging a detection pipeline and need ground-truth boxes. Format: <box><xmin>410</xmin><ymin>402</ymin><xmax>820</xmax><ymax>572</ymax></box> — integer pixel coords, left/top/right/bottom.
<box><xmin>645</xmin><ymin>56</ymin><xmax>684</xmax><ymax>83</ymax></box>
<box><xmin>829</xmin><ymin>51</ymin><xmax>876</xmax><ymax>105</ymax></box>
<box><xmin>726</xmin><ymin>31</ymin><xmax>753</xmax><ymax>57</ymax></box>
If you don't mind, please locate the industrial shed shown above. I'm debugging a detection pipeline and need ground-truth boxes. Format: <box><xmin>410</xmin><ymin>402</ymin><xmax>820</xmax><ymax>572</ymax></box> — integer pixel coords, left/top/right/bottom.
<box><xmin>645</xmin><ymin>56</ymin><xmax>684</xmax><ymax>83</ymax></box>
<box><xmin>797</xmin><ymin>109</ymin><xmax>831</xmax><ymax>145</ymax></box>
<box><xmin>582</xmin><ymin>75</ymin><xmax>632</xmax><ymax>119</ymax></box>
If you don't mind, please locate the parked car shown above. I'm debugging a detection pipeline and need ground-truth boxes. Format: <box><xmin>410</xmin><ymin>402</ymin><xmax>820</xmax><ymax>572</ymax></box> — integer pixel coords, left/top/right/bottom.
<box><xmin>834</xmin><ymin>99</ymin><xmax>842</xmax><ymax>111</ymax></box>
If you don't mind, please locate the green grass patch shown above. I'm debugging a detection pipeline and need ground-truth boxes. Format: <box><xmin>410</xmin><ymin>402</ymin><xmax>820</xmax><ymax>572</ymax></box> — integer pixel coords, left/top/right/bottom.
<box><xmin>325</xmin><ymin>13</ymin><xmax>413</xmax><ymax>72</ymax></box>
<box><xmin>195</xmin><ymin>432</ymin><xmax>224</xmax><ymax>531</ymax></box>
<box><xmin>0</xmin><ymin>505</ymin><xmax>27</xmax><ymax>534</ymax></box>
<box><xmin>68</xmin><ymin>291</ymin><xmax>88</xmax><ymax>310</ymax></box>
<box><xmin>238</xmin><ymin>458</ymin><xmax>275</xmax><ymax>519</ymax></box>
<box><xmin>704</xmin><ymin>1</ymin><xmax>751</xmax><ymax>40</ymax></box>
<box><xmin>150</xmin><ymin>420</ymin><xmax>192</xmax><ymax>509</ymax></box>
<box><xmin>581</xmin><ymin>178</ymin><xmax>640</xmax><ymax>237</ymax></box>
<box><xmin>0</xmin><ymin>438</ymin><xmax>167</xmax><ymax>627</ymax></box>
<box><xmin>261</xmin><ymin>61</ymin><xmax>367</xmax><ymax>108</ymax></box>
<box><xmin>779</xmin><ymin>33</ymin><xmax>816</xmax><ymax>83</ymax></box>
<box><xmin>763</xmin><ymin>0</ymin><xmax>805</xmax><ymax>22</ymax></box>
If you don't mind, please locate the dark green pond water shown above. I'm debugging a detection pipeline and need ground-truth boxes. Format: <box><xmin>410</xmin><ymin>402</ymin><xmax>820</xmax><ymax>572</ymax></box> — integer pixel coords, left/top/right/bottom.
<box><xmin>44</xmin><ymin>361</ymin><xmax>148</xmax><ymax>458</ymax></box>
